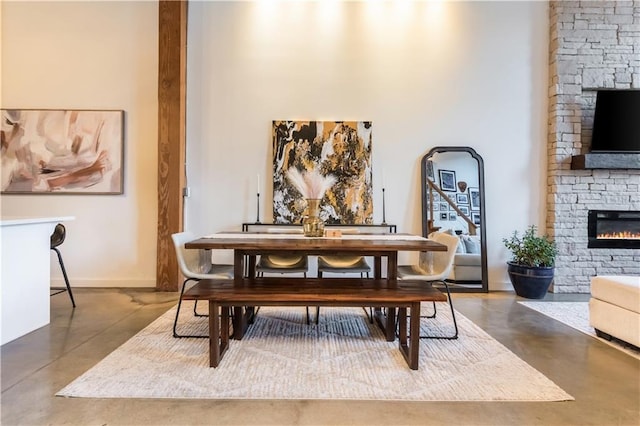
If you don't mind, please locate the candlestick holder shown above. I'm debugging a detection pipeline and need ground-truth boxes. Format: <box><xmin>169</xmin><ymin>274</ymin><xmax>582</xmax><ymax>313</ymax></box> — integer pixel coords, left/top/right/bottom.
<box><xmin>256</xmin><ymin>192</ymin><xmax>261</xmax><ymax>224</ymax></box>
<box><xmin>381</xmin><ymin>187</ymin><xmax>387</xmax><ymax>225</ymax></box>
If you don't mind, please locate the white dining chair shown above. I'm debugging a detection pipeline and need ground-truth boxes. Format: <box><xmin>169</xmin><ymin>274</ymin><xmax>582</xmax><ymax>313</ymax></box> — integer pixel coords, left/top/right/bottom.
<box><xmin>171</xmin><ymin>231</ymin><xmax>234</xmax><ymax>338</ymax></box>
<box><xmin>397</xmin><ymin>231</ymin><xmax>460</xmax><ymax>339</ymax></box>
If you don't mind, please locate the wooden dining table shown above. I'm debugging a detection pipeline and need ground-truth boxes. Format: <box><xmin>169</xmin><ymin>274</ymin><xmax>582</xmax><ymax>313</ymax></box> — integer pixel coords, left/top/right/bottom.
<box><xmin>185</xmin><ymin>232</ymin><xmax>447</xmax><ymax>341</ymax></box>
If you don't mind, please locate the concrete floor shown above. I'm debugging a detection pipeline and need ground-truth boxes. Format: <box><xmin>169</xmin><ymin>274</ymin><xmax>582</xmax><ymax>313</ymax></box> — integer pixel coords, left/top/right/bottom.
<box><xmin>1</xmin><ymin>288</ymin><xmax>639</xmax><ymax>426</ymax></box>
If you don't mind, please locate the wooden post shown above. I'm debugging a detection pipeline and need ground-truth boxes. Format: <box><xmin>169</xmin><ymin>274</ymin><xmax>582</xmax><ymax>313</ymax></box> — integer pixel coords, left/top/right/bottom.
<box><xmin>156</xmin><ymin>1</ymin><xmax>187</xmax><ymax>291</ymax></box>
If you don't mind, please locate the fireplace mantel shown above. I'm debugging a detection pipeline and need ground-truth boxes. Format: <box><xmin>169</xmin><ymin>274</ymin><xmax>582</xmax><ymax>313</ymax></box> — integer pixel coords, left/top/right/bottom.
<box><xmin>570</xmin><ymin>153</ymin><xmax>640</xmax><ymax>170</ymax></box>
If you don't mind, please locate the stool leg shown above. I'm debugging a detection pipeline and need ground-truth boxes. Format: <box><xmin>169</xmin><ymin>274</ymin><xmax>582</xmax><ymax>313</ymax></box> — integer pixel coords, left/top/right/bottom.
<box><xmin>52</xmin><ymin>247</ymin><xmax>76</xmax><ymax>308</ymax></box>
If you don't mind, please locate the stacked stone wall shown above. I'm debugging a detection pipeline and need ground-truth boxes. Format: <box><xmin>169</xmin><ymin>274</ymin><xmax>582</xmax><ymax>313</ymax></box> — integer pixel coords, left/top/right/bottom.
<box><xmin>548</xmin><ymin>1</ymin><xmax>640</xmax><ymax>293</ymax></box>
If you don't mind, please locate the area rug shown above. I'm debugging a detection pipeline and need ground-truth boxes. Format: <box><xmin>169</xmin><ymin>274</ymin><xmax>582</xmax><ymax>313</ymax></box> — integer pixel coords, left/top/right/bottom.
<box><xmin>519</xmin><ymin>301</ymin><xmax>640</xmax><ymax>360</ymax></box>
<box><xmin>57</xmin><ymin>302</ymin><xmax>573</xmax><ymax>401</ymax></box>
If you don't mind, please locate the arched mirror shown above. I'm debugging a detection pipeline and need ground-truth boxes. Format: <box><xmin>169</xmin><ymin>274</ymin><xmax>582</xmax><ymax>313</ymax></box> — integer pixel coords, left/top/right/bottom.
<box><xmin>421</xmin><ymin>146</ymin><xmax>488</xmax><ymax>292</ymax></box>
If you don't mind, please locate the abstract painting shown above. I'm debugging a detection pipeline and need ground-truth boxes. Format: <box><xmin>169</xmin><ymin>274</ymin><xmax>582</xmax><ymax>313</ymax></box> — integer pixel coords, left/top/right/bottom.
<box><xmin>1</xmin><ymin>109</ymin><xmax>124</xmax><ymax>194</ymax></box>
<box><xmin>273</xmin><ymin>120</ymin><xmax>373</xmax><ymax>224</ymax></box>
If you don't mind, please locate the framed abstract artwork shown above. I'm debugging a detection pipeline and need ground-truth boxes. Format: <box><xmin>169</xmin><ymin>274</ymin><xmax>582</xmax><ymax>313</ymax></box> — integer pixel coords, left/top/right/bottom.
<box><xmin>456</xmin><ymin>193</ymin><xmax>469</xmax><ymax>204</ymax></box>
<box><xmin>1</xmin><ymin>109</ymin><xmax>124</xmax><ymax>194</ymax></box>
<box><xmin>438</xmin><ymin>169</ymin><xmax>456</xmax><ymax>192</ymax></box>
<box><xmin>272</xmin><ymin>120</ymin><xmax>373</xmax><ymax>224</ymax></box>
<box><xmin>469</xmin><ymin>187</ymin><xmax>481</xmax><ymax>210</ymax></box>
<box><xmin>472</xmin><ymin>211</ymin><xmax>481</xmax><ymax>225</ymax></box>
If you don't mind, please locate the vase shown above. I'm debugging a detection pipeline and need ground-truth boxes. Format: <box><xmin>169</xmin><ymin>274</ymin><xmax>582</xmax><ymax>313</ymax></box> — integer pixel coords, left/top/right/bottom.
<box><xmin>302</xmin><ymin>198</ymin><xmax>324</xmax><ymax>237</ymax></box>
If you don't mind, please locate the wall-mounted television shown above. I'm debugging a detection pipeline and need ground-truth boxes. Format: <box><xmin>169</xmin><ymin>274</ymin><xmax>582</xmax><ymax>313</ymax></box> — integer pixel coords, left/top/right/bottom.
<box><xmin>590</xmin><ymin>89</ymin><xmax>640</xmax><ymax>152</ymax></box>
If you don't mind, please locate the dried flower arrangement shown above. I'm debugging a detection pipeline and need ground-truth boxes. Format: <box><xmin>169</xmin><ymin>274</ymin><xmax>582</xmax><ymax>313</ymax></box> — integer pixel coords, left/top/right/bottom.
<box><xmin>286</xmin><ymin>167</ymin><xmax>336</xmax><ymax>200</ymax></box>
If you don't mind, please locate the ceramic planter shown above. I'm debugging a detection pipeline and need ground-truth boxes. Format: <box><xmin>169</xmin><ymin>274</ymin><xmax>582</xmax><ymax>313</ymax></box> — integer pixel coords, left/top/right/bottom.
<box><xmin>507</xmin><ymin>261</ymin><xmax>555</xmax><ymax>299</ymax></box>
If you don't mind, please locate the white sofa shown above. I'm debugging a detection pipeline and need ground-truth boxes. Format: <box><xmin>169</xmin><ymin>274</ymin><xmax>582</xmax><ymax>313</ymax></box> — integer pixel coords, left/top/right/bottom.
<box><xmin>439</xmin><ymin>231</ymin><xmax>482</xmax><ymax>283</ymax></box>
<box><xmin>589</xmin><ymin>275</ymin><xmax>640</xmax><ymax>348</ymax></box>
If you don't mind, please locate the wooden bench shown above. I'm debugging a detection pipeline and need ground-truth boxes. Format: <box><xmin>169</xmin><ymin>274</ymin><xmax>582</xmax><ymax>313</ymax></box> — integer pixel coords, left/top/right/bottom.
<box><xmin>183</xmin><ymin>277</ymin><xmax>447</xmax><ymax>370</ymax></box>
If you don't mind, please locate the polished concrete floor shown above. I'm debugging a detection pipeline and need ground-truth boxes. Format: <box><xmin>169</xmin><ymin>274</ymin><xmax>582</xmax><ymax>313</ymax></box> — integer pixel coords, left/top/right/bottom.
<box><xmin>1</xmin><ymin>288</ymin><xmax>639</xmax><ymax>426</ymax></box>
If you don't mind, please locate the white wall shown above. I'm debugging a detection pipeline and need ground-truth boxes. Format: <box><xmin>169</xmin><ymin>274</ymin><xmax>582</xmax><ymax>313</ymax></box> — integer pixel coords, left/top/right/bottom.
<box><xmin>1</xmin><ymin>1</ymin><xmax>158</xmax><ymax>287</ymax></box>
<box><xmin>0</xmin><ymin>1</ymin><xmax>549</xmax><ymax>291</ymax></box>
<box><xmin>186</xmin><ymin>1</ymin><xmax>549</xmax><ymax>290</ymax></box>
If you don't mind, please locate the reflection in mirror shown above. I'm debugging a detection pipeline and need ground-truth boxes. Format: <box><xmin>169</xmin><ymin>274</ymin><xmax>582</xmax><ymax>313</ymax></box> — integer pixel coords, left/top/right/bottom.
<box><xmin>421</xmin><ymin>146</ymin><xmax>488</xmax><ymax>292</ymax></box>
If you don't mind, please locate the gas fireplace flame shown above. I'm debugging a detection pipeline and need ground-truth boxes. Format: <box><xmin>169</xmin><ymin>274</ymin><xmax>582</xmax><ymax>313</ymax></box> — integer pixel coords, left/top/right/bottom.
<box><xmin>597</xmin><ymin>231</ymin><xmax>640</xmax><ymax>240</ymax></box>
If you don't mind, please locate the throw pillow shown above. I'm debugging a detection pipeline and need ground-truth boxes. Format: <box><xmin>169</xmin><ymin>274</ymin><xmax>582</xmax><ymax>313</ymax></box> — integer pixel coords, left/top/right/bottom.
<box><xmin>461</xmin><ymin>235</ymin><xmax>481</xmax><ymax>254</ymax></box>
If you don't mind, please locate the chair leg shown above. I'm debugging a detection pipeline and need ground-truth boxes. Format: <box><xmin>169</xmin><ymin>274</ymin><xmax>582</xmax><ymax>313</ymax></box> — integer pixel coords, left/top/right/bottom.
<box><xmin>420</xmin><ymin>281</ymin><xmax>458</xmax><ymax>339</ymax></box>
<box><xmin>421</xmin><ymin>301</ymin><xmax>437</xmax><ymax>319</ymax></box>
<box><xmin>193</xmin><ymin>300</ymin><xmax>208</xmax><ymax>317</ymax></box>
<box><xmin>362</xmin><ymin>272</ymin><xmax>373</xmax><ymax>323</ymax></box>
<box><xmin>173</xmin><ymin>278</ymin><xmax>208</xmax><ymax>339</ymax></box>
<box><xmin>397</xmin><ymin>281</ymin><xmax>458</xmax><ymax>340</ymax></box>
<box><xmin>52</xmin><ymin>247</ymin><xmax>76</xmax><ymax>308</ymax></box>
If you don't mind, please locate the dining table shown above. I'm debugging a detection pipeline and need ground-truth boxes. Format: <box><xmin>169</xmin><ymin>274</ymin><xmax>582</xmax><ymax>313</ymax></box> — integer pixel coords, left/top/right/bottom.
<box><xmin>185</xmin><ymin>231</ymin><xmax>447</xmax><ymax>341</ymax></box>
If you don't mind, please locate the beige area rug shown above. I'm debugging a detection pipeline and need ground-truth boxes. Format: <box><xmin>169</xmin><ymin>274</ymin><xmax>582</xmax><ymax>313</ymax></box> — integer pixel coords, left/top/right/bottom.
<box><xmin>57</xmin><ymin>302</ymin><xmax>573</xmax><ymax>401</ymax></box>
<box><xmin>519</xmin><ymin>301</ymin><xmax>640</xmax><ymax>360</ymax></box>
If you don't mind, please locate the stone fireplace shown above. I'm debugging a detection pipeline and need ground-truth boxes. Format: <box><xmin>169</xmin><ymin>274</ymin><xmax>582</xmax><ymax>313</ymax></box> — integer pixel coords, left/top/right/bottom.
<box><xmin>547</xmin><ymin>1</ymin><xmax>640</xmax><ymax>293</ymax></box>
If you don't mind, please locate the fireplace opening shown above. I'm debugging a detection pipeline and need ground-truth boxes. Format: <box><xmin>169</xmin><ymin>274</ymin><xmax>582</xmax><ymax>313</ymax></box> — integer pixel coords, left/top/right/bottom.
<box><xmin>588</xmin><ymin>210</ymin><xmax>640</xmax><ymax>249</ymax></box>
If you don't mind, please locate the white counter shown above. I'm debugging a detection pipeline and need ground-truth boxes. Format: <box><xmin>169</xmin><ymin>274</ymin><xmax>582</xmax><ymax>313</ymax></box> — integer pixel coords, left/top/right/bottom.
<box><xmin>1</xmin><ymin>216</ymin><xmax>74</xmax><ymax>345</ymax></box>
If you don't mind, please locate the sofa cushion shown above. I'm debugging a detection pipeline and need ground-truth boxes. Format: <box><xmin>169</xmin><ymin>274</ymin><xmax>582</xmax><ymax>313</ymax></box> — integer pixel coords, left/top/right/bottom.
<box><xmin>461</xmin><ymin>235</ymin><xmax>481</xmax><ymax>254</ymax></box>
<box><xmin>454</xmin><ymin>253</ymin><xmax>482</xmax><ymax>267</ymax></box>
<box><xmin>591</xmin><ymin>275</ymin><xmax>640</xmax><ymax>314</ymax></box>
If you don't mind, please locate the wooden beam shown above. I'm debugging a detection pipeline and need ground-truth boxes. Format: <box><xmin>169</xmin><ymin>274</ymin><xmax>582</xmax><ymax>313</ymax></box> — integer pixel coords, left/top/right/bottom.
<box><xmin>156</xmin><ymin>0</ymin><xmax>187</xmax><ymax>291</ymax></box>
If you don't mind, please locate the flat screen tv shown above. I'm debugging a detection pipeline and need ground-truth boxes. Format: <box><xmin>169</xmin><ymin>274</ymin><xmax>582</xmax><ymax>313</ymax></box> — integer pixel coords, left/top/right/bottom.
<box><xmin>590</xmin><ymin>89</ymin><xmax>640</xmax><ymax>152</ymax></box>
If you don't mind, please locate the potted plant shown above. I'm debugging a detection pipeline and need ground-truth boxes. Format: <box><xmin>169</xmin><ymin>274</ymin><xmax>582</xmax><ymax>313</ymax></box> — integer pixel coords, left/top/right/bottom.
<box><xmin>502</xmin><ymin>225</ymin><xmax>558</xmax><ymax>299</ymax></box>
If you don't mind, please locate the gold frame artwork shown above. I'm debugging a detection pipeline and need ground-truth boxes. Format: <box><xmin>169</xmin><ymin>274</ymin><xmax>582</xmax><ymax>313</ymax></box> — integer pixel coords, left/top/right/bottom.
<box><xmin>272</xmin><ymin>120</ymin><xmax>373</xmax><ymax>224</ymax></box>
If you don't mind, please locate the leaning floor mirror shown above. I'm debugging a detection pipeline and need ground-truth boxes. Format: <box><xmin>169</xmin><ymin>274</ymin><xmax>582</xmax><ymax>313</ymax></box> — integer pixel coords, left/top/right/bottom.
<box><xmin>421</xmin><ymin>146</ymin><xmax>488</xmax><ymax>292</ymax></box>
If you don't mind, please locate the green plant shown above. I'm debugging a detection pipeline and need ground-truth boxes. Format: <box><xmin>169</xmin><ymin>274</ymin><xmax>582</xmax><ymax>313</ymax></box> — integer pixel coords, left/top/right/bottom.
<box><xmin>502</xmin><ymin>225</ymin><xmax>558</xmax><ymax>268</ymax></box>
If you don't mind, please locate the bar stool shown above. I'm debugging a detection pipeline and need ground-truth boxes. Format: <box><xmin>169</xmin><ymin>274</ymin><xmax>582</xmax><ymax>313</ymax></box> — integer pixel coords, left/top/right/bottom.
<box><xmin>50</xmin><ymin>224</ymin><xmax>76</xmax><ymax>307</ymax></box>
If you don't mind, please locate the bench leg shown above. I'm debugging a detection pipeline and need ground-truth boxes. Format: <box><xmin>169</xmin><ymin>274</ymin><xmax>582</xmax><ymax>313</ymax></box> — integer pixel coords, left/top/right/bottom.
<box><xmin>210</xmin><ymin>301</ymin><xmax>229</xmax><ymax>367</ymax></box>
<box><xmin>374</xmin><ymin>307</ymin><xmax>397</xmax><ymax>342</ymax></box>
<box><xmin>398</xmin><ymin>304</ymin><xmax>420</xmax><ymax>370</ymax></box>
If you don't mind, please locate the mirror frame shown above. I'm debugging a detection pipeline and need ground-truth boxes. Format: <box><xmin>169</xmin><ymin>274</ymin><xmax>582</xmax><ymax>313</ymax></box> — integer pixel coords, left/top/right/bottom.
<box><xmin>421</xmin><ymin>146</ymin><xmax>488</xmax><ymax>293</ymax></box>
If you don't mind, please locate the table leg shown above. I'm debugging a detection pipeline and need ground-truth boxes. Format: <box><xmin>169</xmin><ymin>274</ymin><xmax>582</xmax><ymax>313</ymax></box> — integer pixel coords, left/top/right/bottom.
<box><xmin>210</xmin><ymin>302</ymin><xmax>230</xmax><ymax>368</ymax></box>
<box><xmin>233</xmin><ymin>311</ymin><xmax>246</xmax><ymax>340</ymax></box>
<box><xmin>372</xmin><ymin>252</ymin><xmax>399</xmax><ymax>342</ymax></box>
<box><xmin>408</xmin><ymin>302</ymin><xmax>420</xmax><ymax>369</ymax></box>
<box><xmin>374</xmin><ymin>255</ymin><xmax>382</xmax><ymax>279</ymax></box>
<box><xmin>221</xmin><ymin>305</ymin><xmax>230</xmax><ymax>354</ymax></box>
<box><xmin>232</xmin><ymin>250</ymin><xmax>248</xmax><ymax>340</ymax></box>
<box><xmin>397</xmin><ymin>304</ymin><xmax>419</xmax><ymax>370</ymax></box>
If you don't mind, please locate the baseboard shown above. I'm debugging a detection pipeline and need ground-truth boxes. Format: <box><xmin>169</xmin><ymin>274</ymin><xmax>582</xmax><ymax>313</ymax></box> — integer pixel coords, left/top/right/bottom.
<box><xmin>50</xmin><ymin>278</ymin><xmax>156</xmax><ymax>288</ymax></box>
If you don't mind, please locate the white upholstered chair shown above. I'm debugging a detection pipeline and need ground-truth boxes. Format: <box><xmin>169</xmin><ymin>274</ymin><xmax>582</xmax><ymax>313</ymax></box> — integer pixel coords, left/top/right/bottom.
<box><xmin>171</xmin><ymin>231</ymin><xmax>234</xmax><ymax>338</ymax></box>
<box><xmin>317</xmin><ymin>255</ymin><xmax>371</xmax><ymax>278</ymax></box>
<box><xmin>397</xmin><ymin>231</ymin><xmax>460</xmax><ymax>339</ymax></box>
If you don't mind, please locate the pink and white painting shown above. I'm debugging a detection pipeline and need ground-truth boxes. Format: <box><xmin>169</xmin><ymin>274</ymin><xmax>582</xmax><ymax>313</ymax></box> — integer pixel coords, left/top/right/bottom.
<box><xmin>1</xmin><ymin>109</ymin><xmax>124</xmax><ymax>194</ymax></box>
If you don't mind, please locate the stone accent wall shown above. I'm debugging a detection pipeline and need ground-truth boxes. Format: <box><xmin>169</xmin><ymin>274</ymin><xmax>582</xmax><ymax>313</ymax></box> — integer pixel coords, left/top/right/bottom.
<box><xmin>548</xmin><ymin>1</ymin><xmax>640</xmax><ymax>293</ymax></box>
